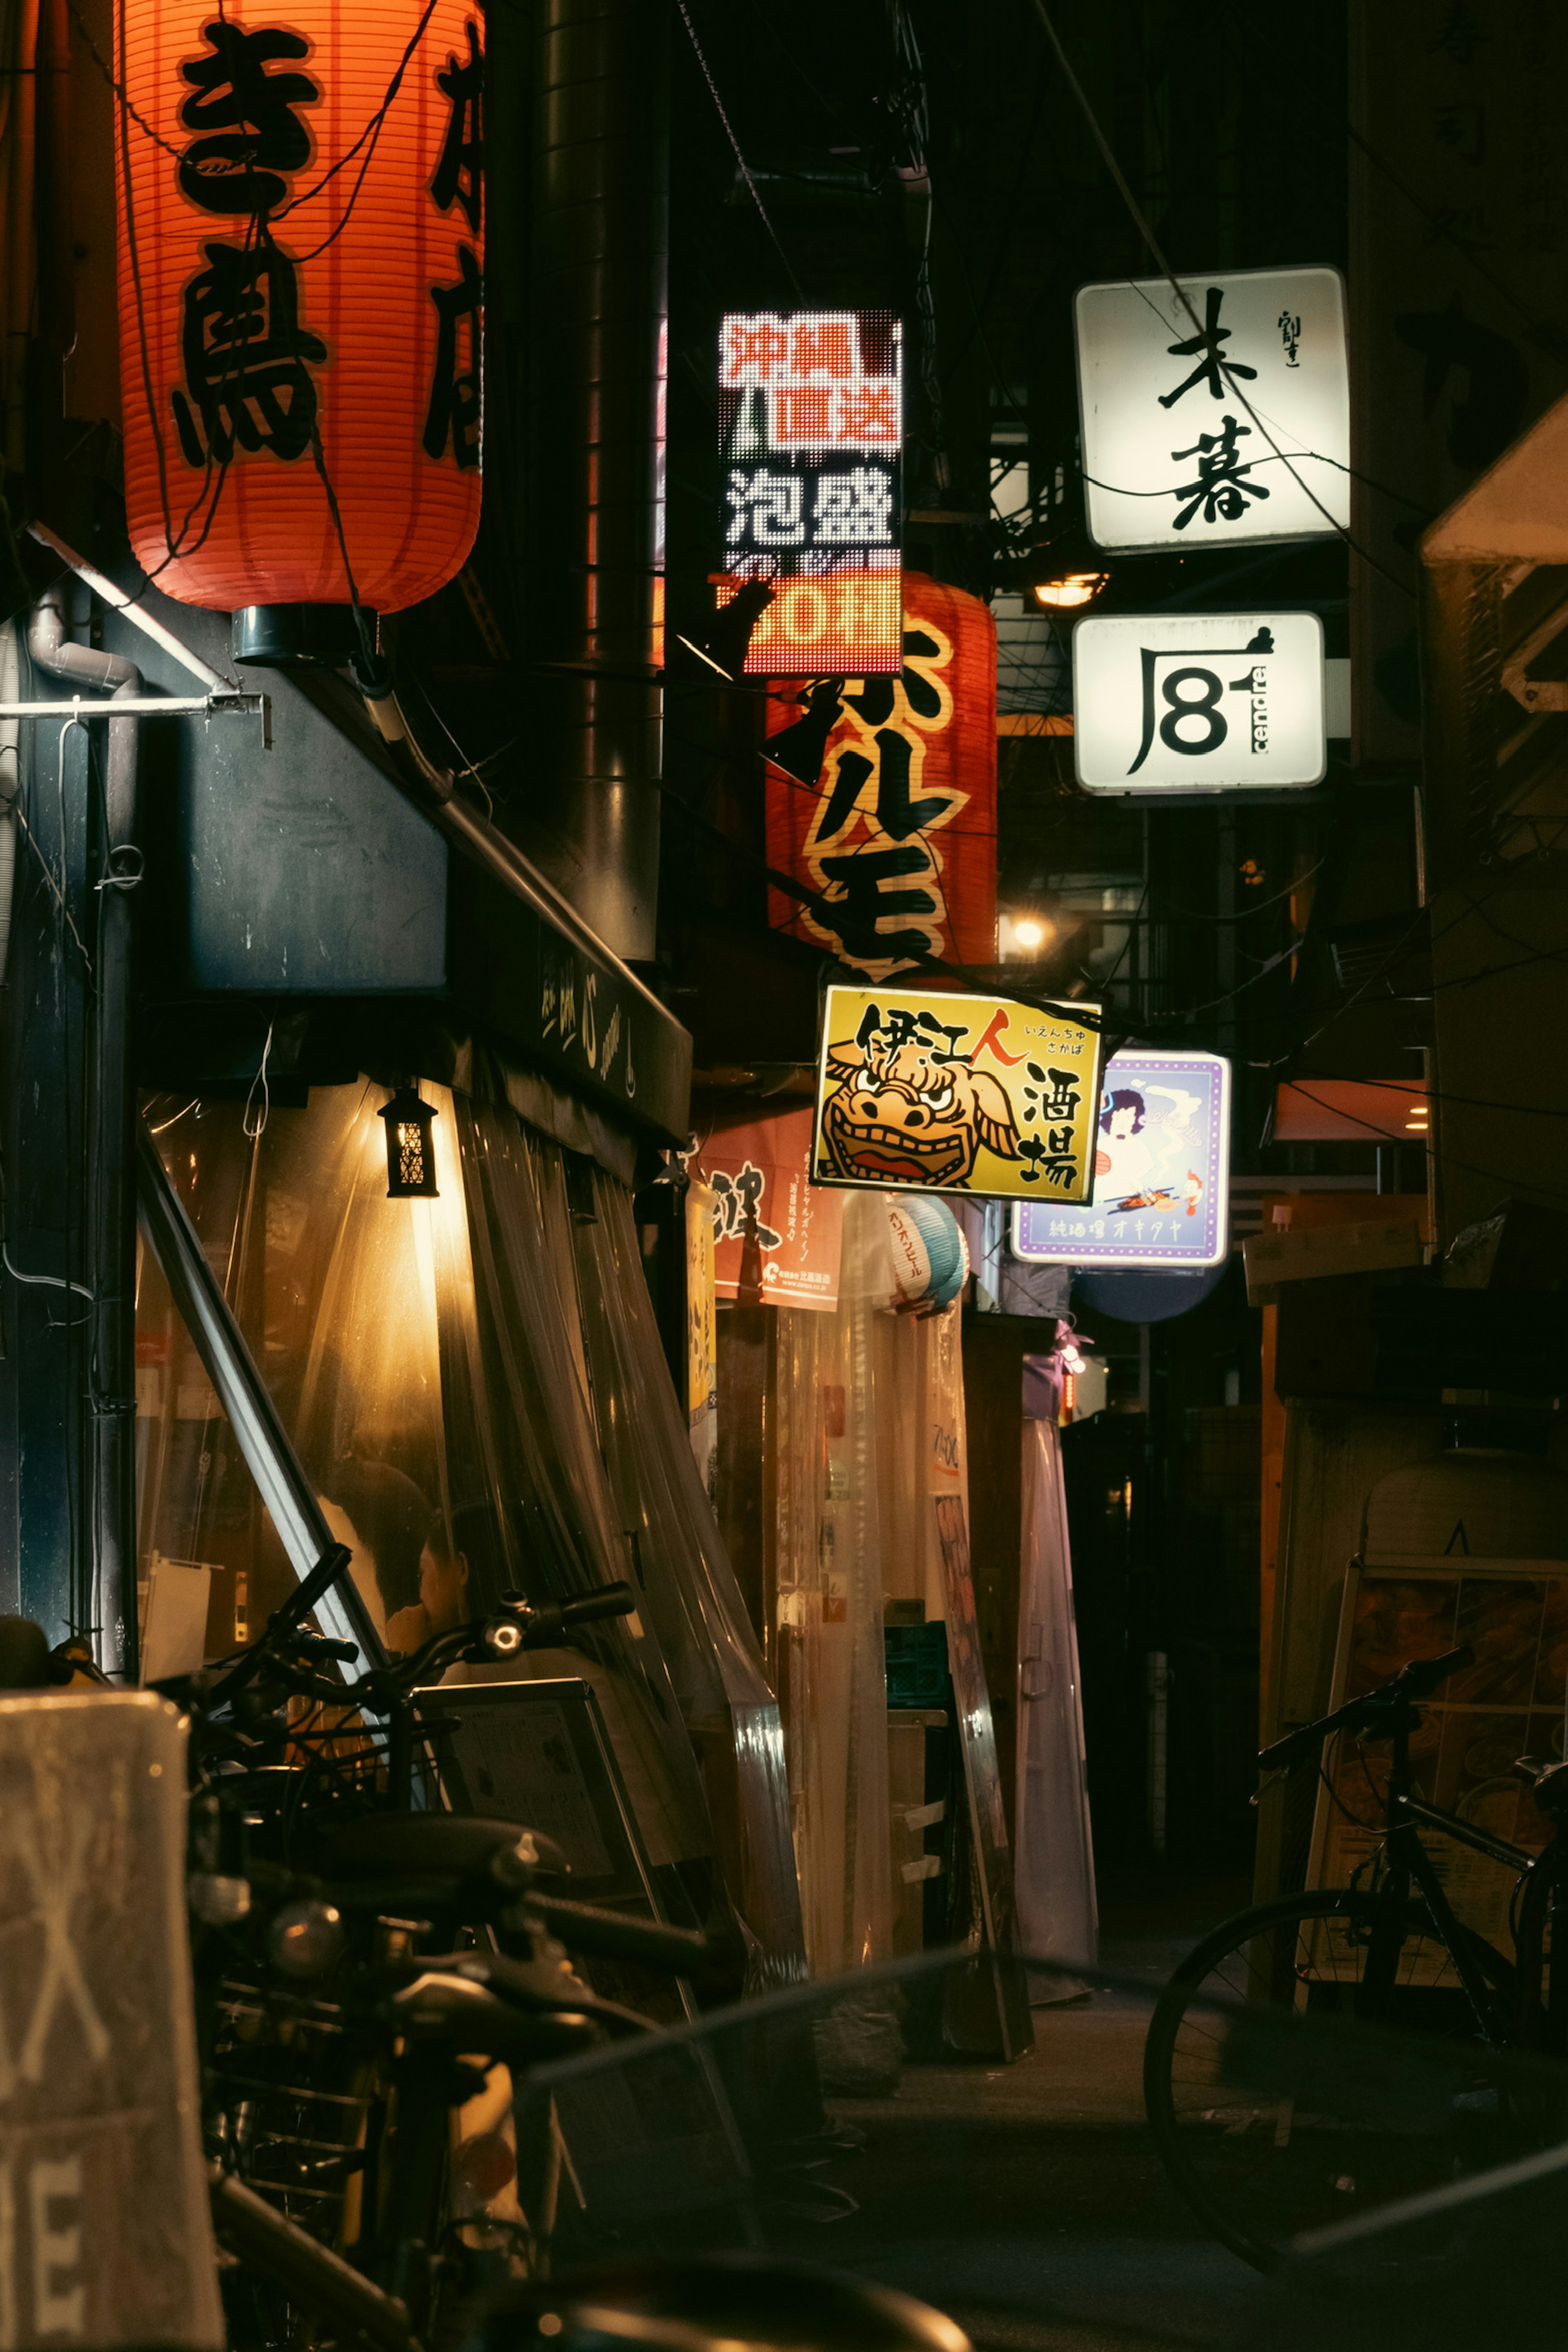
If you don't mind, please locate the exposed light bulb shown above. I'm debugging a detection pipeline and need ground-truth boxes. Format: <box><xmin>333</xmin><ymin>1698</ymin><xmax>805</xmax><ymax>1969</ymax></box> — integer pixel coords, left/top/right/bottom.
<box><xmin>1031</xmin><ymin>572</ymin><xmax>1110</xmax><ymax>611</ymax></box>
<box><xmin>1013</xmin><ymin>918</ymin><xmax>1047</xmax><ymax>950</ymax></box>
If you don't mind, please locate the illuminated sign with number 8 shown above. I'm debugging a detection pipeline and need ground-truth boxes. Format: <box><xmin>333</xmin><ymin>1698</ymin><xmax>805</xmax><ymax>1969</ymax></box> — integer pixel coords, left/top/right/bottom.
<box><xmin>1073</xmin><ymin>611</ymin><xmax>1325</xmax><ymax>795</ymax></box>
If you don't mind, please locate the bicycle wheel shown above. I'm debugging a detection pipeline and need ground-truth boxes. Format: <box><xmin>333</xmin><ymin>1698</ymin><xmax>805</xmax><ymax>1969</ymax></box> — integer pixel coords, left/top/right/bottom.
<box><xmin>1144</xmin><ymin>1887</ymin><xmax>1509</xmax><ymax>2269</ymax></box>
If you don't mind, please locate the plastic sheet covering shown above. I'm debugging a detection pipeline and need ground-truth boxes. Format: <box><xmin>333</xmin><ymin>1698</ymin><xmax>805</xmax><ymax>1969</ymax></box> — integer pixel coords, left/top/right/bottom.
<box><xmin>0</xmin><ymin>1692</ymin><xmax>221</xmax><ymax>2348</ymax></box>
<box><xmin>1015</xmin><ymin>1414</ymin><xmax>1098</xmax><ymax>1992</ymax></box>
<box><xmin>570</xmin><ymin>1166</ymin><xmax>808</xmax><ymax>1985</ymax></box>
<box><xmin>771</xmin><ymin>1193</ymin><xmax>896</xmax><ymax>1979</ymax></box>
<box><xmin>871</xmin><ymin>1281</ymin><xmax>969</xmax><ymax>1627</ymax></box>
<box><xmin>136</xmin><ymin>1086</ymin><xmax>717</xmax><ymax>1919</ymax></box>
<box><xmin>138</xmin><ymin>1084</ymin><xmax>453</xmax><ymax>1656</ymax></box>
<box><xmin>448</xmin><ymin>1097</ymin><xmax>712</xmax><ymax>1882</ymax></box>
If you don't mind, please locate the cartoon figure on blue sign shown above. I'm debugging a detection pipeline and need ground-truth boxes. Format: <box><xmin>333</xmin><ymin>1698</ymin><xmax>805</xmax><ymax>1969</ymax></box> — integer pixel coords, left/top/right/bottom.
<box><xmin>1093</xmin><ymin>1082</ymin><xmax>1205</xmax><ymax>1218</ymax></box>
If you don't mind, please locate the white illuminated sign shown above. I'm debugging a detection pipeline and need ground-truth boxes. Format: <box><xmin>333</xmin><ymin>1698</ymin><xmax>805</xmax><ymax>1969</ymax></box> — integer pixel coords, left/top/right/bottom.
<box><xmin>1075</xmin><ymin>266</ymin><xmax>1349</xmax><ymax>554</ymax></box>
<box><xmin>1012</xmin><ymin>1049</ymin><xmax>1231</xmax><ymax>1270</ymax></box>
<box><xmin>1074</xmin><ymin>611</ymin><xmax>1325</xmax><ymax>794</ymax></box>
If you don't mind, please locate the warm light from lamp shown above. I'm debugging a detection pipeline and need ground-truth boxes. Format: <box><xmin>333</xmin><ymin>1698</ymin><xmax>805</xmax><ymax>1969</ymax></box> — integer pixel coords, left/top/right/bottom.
<box><xmin>1013</xmin><ymin>918</ymin><xmax>1047</xmax><ymax>950</ymax></box>
<box><xmin>379</xmin><ymin>1086</ymin><xmax>440</xmax><ymax>1199</ymax></box>
<box><xmin>1031</xmin><ymin>572</ymin><xmax>1110</xmax><ymax>611</ymax></box>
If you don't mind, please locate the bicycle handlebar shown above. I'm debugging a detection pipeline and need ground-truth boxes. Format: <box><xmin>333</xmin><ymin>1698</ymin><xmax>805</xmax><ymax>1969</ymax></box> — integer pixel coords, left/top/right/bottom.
<box><xmin>521</xmin><ymin>1894</ymin><xmax>718</xmax><ymax>1977</ymax></box>
<box><xmin>1258</xmin><ymin>1644</ymin><xmax>1475</xmax><ymax>1774</ymax></box>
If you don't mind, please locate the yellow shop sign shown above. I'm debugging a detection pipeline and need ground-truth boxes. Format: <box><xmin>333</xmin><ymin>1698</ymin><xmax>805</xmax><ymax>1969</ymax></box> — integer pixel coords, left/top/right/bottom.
<box><xmin>811</xmin><ymin>984</ymin><xmax>1105</xmax><ymax>1202</ymax></box>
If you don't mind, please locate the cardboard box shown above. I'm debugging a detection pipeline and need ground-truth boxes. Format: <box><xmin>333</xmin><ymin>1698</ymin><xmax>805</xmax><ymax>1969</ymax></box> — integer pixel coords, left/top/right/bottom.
<box><xmin>1244</xmin><ymin>1217</ymin><xmax>1423</xmax><ymax>1307</ymax></box>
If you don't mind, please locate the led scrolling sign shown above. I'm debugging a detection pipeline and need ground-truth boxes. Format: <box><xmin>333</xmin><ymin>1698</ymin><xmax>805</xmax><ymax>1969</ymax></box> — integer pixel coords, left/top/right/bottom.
<box><xmin>717</xmin><ymin>309</ymin><xmax>904</xmax><ymax>677</ymax></box>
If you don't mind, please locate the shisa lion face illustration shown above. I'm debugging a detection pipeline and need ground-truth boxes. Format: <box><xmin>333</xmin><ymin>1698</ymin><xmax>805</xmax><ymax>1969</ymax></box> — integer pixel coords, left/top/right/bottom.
<box><xmin>819</xmin><ymin>1024</ymin><xmax>1022</xmax><ymax>1189</ymax></box>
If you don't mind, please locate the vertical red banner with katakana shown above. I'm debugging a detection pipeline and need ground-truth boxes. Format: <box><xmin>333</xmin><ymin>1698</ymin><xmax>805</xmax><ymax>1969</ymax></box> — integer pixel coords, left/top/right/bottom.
<box><xmin>764</xmin><ymin>571</ymin><xmax>998</xmax><ymax>978</ymax></box>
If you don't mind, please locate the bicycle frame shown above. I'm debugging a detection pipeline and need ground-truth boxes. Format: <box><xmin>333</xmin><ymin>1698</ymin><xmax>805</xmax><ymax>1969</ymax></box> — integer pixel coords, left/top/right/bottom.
<box><xmin>1353</xmin><ymin>1696</ymin><xmax>1538</xmax><ymax>2039</ymax></box>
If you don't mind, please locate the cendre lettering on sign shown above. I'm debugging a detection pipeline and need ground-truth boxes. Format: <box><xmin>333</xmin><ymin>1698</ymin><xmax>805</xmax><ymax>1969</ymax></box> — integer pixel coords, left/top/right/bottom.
<box><xmin>1073</xmin><ymin>610</ymin><xmax>1325</xmax><ymax>795</ymax></box>
<box><xmin>0</xmin><ymin>1697</ymin><xmax>222</xmax><ymax>2350</ymax></box>
<box><xmin>812</xmin><ymin>984</ymin><xmax>1104</xmax><ymax>1203</ymax></box>
<box><xmin>765</xmin><ymin>575</ymin><xmax>997</xmax><ymax>977</ymax></box>
<box><xmin>716</xmin><ymin>309</ymin><xmax>903</xmax><ymax>676</ymax></box>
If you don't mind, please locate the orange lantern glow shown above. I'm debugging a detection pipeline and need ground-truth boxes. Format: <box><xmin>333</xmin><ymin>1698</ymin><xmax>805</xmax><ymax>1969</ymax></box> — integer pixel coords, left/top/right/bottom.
<box><xmin>115</xmin><ymin>0</ymin><xmax>483</xmax><ymax>635</ymax></box>
<box><xmin>764</xmin><ymin>571</ymin><xmax>998</xmax><ymax>978</ymax></box>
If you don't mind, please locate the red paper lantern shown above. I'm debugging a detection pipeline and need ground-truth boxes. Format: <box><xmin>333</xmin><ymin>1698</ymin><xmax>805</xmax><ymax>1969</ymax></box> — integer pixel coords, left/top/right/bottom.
<box><xmin>115</xmin><ymin>0</ymin><xmax>483</xmax><ymax>626</ymax></box>
<box><xmin>764</xmin><ymin>572</ymin><xmax>998</xmax><ymax>977</ymax></box>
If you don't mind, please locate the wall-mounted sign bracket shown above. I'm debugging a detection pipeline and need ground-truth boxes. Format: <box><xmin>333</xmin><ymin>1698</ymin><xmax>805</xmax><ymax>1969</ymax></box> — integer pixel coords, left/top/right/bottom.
<box><xmin>0</xmin><ymin>691</ymin><xmax>272</xmax><ymax>748</ymax></box>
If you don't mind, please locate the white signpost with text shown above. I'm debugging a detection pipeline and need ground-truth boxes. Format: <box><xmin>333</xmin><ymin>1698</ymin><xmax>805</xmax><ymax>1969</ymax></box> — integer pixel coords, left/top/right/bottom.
<box><xmin>1075</xmin><ymin>265</ymin><xmax>1349</xmax><ymax>554</ymax></box>
<box><xmin>1073</xmin><ymin>610</ymin><xmax>1327</xmax><ymax>794</ymax></box>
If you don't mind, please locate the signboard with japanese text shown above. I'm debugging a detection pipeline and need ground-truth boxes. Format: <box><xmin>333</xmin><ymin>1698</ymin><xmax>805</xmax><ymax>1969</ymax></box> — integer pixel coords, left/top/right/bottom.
<box><xmin>0</xmin><ymin>1695</ymin><xmax>223</xmax><ymax>2350</ymax></box>
<box><xmin>765</xmin><ymin>572</ymin><xmax>997</xmax><ymax>976</ymax></box>
<box><xmin>718</xmin><ymin>309</ymin><xmax>903</xmax><ymax>675</ymax></box>
<box><xmin>1012</xmin><ymin>1049</ymin><xmax>1231</xmax><ymax>1269</ymax></box>
<box><xmin>1073</xmin><ymin>612</ymin><xmax>1326</xmax><ymax>793</ymax></box>
<box><xmin>117</xmin><ymin>0</ymin><xmax>484</xmax><ymax>616</ymax></box>
<box><xmin>692</xmin><ymin>1108</ymin><xmax>845</xmax><ymax>1312</ymax></box>
<box><xmin>1075</xmin><ymin>266</ymin><xmax>1349</xmax><ymax>554</ymax></box>
<box><xmin>811</xmin><ymin>986</ymin><xmax>1105</xmax><ymax>1203</ymax></box>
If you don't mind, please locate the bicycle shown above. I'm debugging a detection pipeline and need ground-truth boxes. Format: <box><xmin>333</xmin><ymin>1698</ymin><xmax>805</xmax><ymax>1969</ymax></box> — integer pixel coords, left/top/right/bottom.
<box><xmin>1143</xmin><ymin>1641</ymin><xmax>1568</xmax><ymax>2268</ymax></box>
<box><xmin>167</xmin><ymin>1545</ymin><xmax>731</xmax><ymax>2352</ymax></box>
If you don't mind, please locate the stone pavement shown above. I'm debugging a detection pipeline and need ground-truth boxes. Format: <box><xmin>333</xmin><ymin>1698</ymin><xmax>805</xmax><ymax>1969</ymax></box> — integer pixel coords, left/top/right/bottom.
<box><xmin>793</xmin><ymin>1877</ymin><xmax>1265</xmax><ymax>2352</ymax></box>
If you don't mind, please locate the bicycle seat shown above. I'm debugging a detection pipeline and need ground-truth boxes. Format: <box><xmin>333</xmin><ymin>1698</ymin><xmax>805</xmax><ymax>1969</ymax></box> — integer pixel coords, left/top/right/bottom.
<box><xmin>310</xmin><ymin>1813</ymin><xmax>566</xmax><ymax>1887</ymax></box>
<box><xmin>468</xmin><ymin>2256</ymin><xmax>972</xmax><ymax>2352</ymax></box>
<box><xmin>386</xmin><ymin>1969</ymin><xmax>600</xmax><ymax>2062</ymax></box>
<box><xmin>1516</xmin><ymin>1756</ymin><xmax>1568</xmax><ymax>1814</ymax></box>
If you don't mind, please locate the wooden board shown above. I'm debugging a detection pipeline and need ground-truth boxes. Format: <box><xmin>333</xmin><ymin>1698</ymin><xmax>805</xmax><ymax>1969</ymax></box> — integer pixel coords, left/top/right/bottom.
<box><xmin>933</xmin><ymin>1494</ymin><xmax>1034</xmax><ymax>2060</ymax></box>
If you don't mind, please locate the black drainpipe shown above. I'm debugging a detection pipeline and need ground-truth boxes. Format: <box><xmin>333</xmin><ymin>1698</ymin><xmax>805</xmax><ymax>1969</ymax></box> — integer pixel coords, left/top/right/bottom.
<box><xmin>27</xmin><ymin>588</ymin><xmax>140</xmax><ymax>1675</ymax></box>
<box><xmin>513</xmin><ymin>0</ymin><xmax>668</xmax><ymax>963</ymax></box>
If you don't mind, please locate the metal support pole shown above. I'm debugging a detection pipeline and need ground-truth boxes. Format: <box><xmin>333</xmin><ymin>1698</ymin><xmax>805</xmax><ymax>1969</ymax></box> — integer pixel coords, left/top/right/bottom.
<box><xmin>27</xmin><ymin>588</ymin><xmax>140</xmax><ymax>1669</ymax></box>
<box><xmin>134</xmin><ymin>1125</ymin><xmax>380</xmax><ymax>1662</ymax></box>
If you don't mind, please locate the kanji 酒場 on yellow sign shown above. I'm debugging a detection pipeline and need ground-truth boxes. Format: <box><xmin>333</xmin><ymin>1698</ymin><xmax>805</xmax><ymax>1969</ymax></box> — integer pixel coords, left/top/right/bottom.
<box><xmin>812</xmin><ymin>986</ymin><xmax>1105</xmax><ymax>1202</ymax></box>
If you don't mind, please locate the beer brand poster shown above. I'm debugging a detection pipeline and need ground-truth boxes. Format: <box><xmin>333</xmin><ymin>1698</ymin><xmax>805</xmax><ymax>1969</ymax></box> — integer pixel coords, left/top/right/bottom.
<box><xmin>692</xmin><ymin>1108</ymin><xmax>845</xmax><ymax>1312</ymax></box>
<box><xmin>765</xmin><ymin>572</ymin><xmax>997</xmax><ymax>978</ymax></box>
<box><xmin>812</xmin><ymin>985</ymin><xmax>1104</xmax><ymax>1203</ymax></box>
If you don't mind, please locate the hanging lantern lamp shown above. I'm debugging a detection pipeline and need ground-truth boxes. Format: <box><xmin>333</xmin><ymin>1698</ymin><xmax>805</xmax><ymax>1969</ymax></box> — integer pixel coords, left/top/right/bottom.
<box><xmin>115</xmin><ymin>0</ymin><xmax>485</xmax><ymax>662</ymax></box>
<box><xmin>379</xmin><ymin>1087</ymin><xmax>439</xmax><ymax>1198</ymax></box>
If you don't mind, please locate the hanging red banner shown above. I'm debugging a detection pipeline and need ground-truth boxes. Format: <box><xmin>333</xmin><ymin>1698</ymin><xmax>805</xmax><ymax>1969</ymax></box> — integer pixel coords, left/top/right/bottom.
<box><xmin>764</xmin><ymin>571</ymin><xmax>997</xmax><ymax>980</ymax></box>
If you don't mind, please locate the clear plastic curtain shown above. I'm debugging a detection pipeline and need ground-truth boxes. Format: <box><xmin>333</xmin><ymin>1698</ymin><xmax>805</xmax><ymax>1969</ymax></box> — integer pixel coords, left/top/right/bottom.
<box><xmin>771</xmin><ymin>1193</ymin><xmax>895</xmax><ymax>1979</ymax></box>
<box><xmin>1015</xmin><ymin>1412</ymin><xmax>1098</xmax><ymax>1991</ymax></box>
<box><xmin>137</xmin><ymin>1084</ymin><xmax>722</xmax><ymax>1925</ymax></box>
<box><xmin>137</xmin><ymin>1083</ymin><xmax>457</xmax><ymax>1657</ymax></box>
<box><xmin>570</xmin><ymin>1165</ymin><xmax>808</xmax><ymax>1986</ymax></box>
<box><xmin>445</xmin><ymin>1096</ymin><xmax>715</xmax><ymax>1897</ymax></box>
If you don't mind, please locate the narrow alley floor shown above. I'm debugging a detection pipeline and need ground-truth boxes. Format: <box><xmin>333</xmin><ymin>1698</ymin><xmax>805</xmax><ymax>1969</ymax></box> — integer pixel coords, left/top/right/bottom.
<box><xmin>787</xmin><ymin>1873</ymin><xmax>1262</xmax><ymax>2352</ymax></box>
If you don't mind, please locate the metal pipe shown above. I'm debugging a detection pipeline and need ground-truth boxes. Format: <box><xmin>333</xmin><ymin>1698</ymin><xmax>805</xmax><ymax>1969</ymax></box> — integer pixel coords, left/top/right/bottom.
<box><xmin>515</xmin><ymin>0</ymin><xmax>668</xmax><ymax>960</ymax></box>
<box><xmin>134</xmin><ymin>1126</ymin><xmax>378</xmax><ymax>1662</ymax></box>
<box><xmin>361</xmin><ymin>677</ymin><xmax>676</xmax><ymax>1025</ymax></box>
<box><xmin>26</xmin><ymin>522</ymin><xmax>236</xmax><ymax>692</ymax></box>
<box><xmin>0</xmin><ymin>621</ymin><xmax>18</xmax><ymax>983</ymax></box>
<box><xmin>27</xmin><ymin>585</ymin><xmax>140</xmax><ymax>1672</ymax></box>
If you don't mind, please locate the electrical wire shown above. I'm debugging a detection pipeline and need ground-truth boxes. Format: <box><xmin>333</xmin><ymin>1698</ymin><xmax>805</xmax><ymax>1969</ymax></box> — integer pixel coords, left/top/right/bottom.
<box><xmin>1280</xmin><ymin>1081</ymin><xmax>1568</xmax><ymax>1211</ymax></box>
<box><xmin>1027</xmin><ymin>0</ymin><xmax>1416</xmax><ymax>601</ymax></box>
<box><xmin>243</xmin><ymin>1023</ymin><xmax>274</xmax><ymax>1143</ymax></box>
<box><xmin>675</xmin><ymin>0</ymin><xmax>803</xmax><ymax>301</ymax></box>
<box><xmin>1076</xmin><ymin>448</ymin><xmax>1434</xmax><ymax>518</ymax></box>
